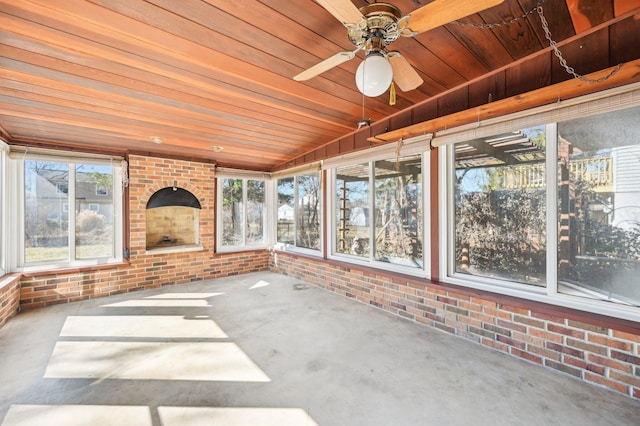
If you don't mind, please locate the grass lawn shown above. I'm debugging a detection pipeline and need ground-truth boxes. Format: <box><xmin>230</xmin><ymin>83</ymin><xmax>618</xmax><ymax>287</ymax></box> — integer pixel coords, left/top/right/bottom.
<box><xmin>25</xmin><ymin>244</ymin><xmax>113</xmax><ymax>262</ymax></box>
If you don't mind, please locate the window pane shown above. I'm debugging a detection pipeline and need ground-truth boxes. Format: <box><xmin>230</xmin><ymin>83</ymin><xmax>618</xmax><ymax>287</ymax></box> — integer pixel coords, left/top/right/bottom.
<box><xmin>296</xmin><ymin>174</ymin><xmax>320</xmax><ymax>250</ymax></box>
<box><xmin>0</xmin><ymin>147</ymin><xmax>5</xmax><ymax>275</ymax></box>
<box><xmin>558</xmin><ymin>106</ymin><xmax>640</xmax><ymax>306</ymax></box>
<box><xmin>454</xmin><ymin>127</ymin><xmax>547</xmax><ymax>286</ymax></box>
<box><xmin>76</xmin><ymin>164</ymin><xmax>114</xmax><ymax>259</ymax></box>
<box><xmin>246</xmin><ymin>179</ymin><xmax>265</xmax><ymax>244</ymax></box>
<box><xmin>222</xmin><ymin>178</ymin><xmax>243</xmax><ymax>246</ymax></box>
<box><xmin>374</xmin><ymin>155</ymin><xmax>422</xmax><ymax>267</ymax></box>
<box><xmin>277</xmin><ymin>177</ymin><xmax>294</xmax><ymax>244</ymax></box>
<box><xmin>335</xmin><ymin>163</ymin><xmax>369</xmax><ymax>257</ymax></box>
<box><xmin>25</xmin><ymin>160</ymin><xmax>69</xmax><ymax>262</ymax></box>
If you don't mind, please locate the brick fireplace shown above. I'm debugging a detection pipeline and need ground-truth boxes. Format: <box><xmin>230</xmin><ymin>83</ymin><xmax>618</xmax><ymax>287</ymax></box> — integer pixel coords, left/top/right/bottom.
<box><xmin>146</xmin><ymin>187</ymin><xmax>201</xmax><ymax>251</ymax></box>
<box><xmin>133</xmin><ymin>156</ymin><xmax>213</xmax><ymax>256</ymax></box>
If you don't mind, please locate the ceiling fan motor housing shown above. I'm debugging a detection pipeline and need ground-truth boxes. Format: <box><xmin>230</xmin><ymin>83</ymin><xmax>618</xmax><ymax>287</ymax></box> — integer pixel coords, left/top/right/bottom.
<box><xmin>348</xmin><ymin>3</ymin><xmax>405</xmax><ymax>52</ymax></box>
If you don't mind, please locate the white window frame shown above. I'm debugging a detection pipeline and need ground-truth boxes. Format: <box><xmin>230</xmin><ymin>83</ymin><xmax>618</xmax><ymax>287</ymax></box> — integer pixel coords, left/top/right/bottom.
<box><xmin>8</xmin><ymin>150</ymin><xmax>123</xmax><ymax>272</ymax></box>
<box><xmin>0</xmin><ymin>140</ymin><xmax>7</xmax><ymax>277</ymax></box>
<box><xmin>216</xmin><ymin>170</ymin><xmax>270</xmax><ymax>252</ymax></box>
<box><xmin>438</xmin><ymin>84</ymin><xmax>640</xmax><ymax>322</ymax></box>
<box><xmin>324</xmin><ymin>137</ymin><xmax>431</xmax><ymax>277</ymax></box>
<box><xmin>273</xmin><ymin>169</ymin><xmax>323</xmax><ymax>257</ymax></box>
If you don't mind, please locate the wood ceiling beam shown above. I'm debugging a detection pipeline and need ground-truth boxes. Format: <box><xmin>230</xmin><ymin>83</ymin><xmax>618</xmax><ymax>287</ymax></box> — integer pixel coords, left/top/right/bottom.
<box><xmin>369</xmin><ymin>59</ymin><xmax>640</xmax><ymax>143</ymax></box>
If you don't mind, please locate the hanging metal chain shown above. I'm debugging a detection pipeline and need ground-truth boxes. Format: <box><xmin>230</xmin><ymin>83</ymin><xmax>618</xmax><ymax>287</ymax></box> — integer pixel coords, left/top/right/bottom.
<box><xmin>452</xmin><ymin>0</ymin><xmax>620</xmax><ymax>84</ymax></box>
<box><xmin>451</xmin><ymin>1</ymin><xmax>542</xmax><ymax>29</ymax></box>
<box><xmin>537</xmin><ymin>5</ymin><xmax>621</xmax><ymax>83</ymax></box>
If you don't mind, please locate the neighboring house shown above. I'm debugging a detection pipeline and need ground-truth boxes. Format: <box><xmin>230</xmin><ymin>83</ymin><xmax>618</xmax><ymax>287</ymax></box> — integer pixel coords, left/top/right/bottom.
<box><xmin>611</xmin><ymin>145</ymin><xmax>640</xmax><ymax>230</ymax></box>
<box><xmin>28</xmin><ymin>169</ymin><xmax>113</xmax><ymax>226</ymax></box>
<box><xmin>277</xmin><ymin>204</ymin><xmax>294</xmax><ymax>221</ymax></box>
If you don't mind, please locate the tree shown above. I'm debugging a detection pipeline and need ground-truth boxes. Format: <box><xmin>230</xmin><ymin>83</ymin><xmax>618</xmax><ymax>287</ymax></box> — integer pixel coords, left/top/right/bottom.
<box><xmin>456</xmin><ymin>167</ymin><xmax>547</xmax><ymax>284</ymax></box>
<box><xmin>297</xmin><ymin>174</ymin><xmax>320</xmax><ymax>249</ymax></box>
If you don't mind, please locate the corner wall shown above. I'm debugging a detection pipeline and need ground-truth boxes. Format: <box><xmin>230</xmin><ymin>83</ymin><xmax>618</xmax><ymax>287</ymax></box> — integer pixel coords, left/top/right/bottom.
<box><xmin>0</xmin><ymin>275</ymin><xmax>20</xmax><ymax>329</ymax></box>
<box><xmin>269</xmin><ymin>250</ymin><xmax>640</xmax><ymax>400</ymax></box>
<box><xmin>18</xmin><ymin>155</ymin><xmax>268</xmax><ymax>310</ymax></box>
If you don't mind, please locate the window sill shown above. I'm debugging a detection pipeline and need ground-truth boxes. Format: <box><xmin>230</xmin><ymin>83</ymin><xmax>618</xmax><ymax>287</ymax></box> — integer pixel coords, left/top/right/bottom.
<box><xmin>0</xmin><ymin>273</ymin><xmax>22</xmax><ymax>292</ymax></box>
<box><xmin>216</xmin><ymin>245</ymin><xmax>269</xmax><ymax>254</ymax></box>
<box><xmin>326</xmin><ymin>252</ymin><xmax>427</xmax><ymax>278</ymax></box>
<box><xmin>441</xmin><ymin>273</ymin><xmax>640</xmax><ymax>326</ymax></box>
<box><xmin>145</xmin><ymin>244</ymin><xmax>204</xmax><ymax>255</ymax></box>
<box><xmin>20</xmin><ymin>260</ymin><xmax>130</xmax><ymax>278</ymax></box>
<box><xmin>271</xmin><ymin>243</ymin><xmax>322</xmax><ymax>257</ymax></box>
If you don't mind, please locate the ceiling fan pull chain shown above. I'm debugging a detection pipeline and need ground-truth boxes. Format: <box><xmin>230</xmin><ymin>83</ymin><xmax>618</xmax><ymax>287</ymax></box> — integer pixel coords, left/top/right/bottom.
<box><xmin>537</xmin><ymin>6</ymin><xmax>621</xmax><ymax>83</ymax></box>
<box><xmin>389</xmin><ymin>82</ymin><xmax>397</xmax><ymax>106</ymax></box>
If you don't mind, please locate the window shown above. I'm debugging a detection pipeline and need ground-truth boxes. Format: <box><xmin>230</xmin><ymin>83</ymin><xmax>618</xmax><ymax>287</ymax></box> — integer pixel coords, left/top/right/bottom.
<box><xmin>374</xmin><ymin>157</ymin><xmax>422</xmax><ymax>266</ymax></box>
<box><xmin>26</xmin><ymin>160</ymin><xmax>70</xmax><ymax>263</ymax></box>
<box><xmin>218</xmin><ymin>177</ymin><xmax>267</xmax><ymax>250</ymax></box>
<box><xmin>329</xmin><ymin>152</ymin><xmax>425</xmax><ymax>273</ymax></box>
<box><xmin>15</xmin><ymin>154</ymin><xmax>123</xmax><ymax>269</ymax></box>
<box><xmin>0</xmin><ymin>141</ymin><xmax>6</xmax><ymax>276</ymax></box>
<box><xmin>453</xmin><ymin>127</ymin><xmax>547</xmax><ymax>287</ymax></box>
<box><xmin>277</xmin><ymin>177</ymin><xmax>295</xmax><ymax>245</ymax></box>
<box><xmin>557</xmin><ymin>107</ymin><xmax>640</xmax><ymax>306</ymax></box>
<box><xmin>443</xmin><ymin>102</ymin><xmax>640</xmax><ymax>316</ymax></box>
<box><xmin>276</xmin><ymin>172</ymin><xmax>321</xmax><ymax>252</ymax></box>
<box><xmin>335</xmin><ymin>162</ymin><xmax>369</xmax><ymax>257</ymax></box>
<box><xmin>246</xmin><ymin>180</ymin><xmax>265</xmax><ymax>245</ymax></box>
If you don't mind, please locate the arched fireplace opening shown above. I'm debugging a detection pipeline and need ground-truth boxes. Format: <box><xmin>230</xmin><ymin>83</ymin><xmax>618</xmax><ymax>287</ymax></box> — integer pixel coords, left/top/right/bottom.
<box><xmin>146</xmin><ymin>187</ymin><xmax>201</xmax><ymax>251</ymax></box>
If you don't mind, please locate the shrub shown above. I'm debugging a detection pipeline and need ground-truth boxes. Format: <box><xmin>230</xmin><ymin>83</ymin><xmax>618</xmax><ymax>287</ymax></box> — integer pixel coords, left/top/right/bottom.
<box><xmin>76</xmin><ymin>209</ymin><xmax>105</xmax><ymax>232</ymax></box>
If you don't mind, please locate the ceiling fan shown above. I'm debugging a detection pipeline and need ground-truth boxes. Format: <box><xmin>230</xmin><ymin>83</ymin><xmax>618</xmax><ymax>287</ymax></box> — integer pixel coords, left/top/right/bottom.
<box><xmin>294</xmin><ymin>0</ymin><xmax>504</xmax><ymax>97</ymax></box>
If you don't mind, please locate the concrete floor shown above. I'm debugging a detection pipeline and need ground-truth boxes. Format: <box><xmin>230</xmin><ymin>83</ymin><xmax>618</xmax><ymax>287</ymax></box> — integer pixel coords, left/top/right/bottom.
<box><xmin>0</xmin><ymin>272</ymin><xmax>638</xmax><ymax>426</ymax></box>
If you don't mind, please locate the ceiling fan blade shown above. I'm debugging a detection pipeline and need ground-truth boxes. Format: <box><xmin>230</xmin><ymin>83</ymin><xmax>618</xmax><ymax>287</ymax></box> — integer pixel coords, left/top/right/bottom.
<box><xmin>294</xmin><ymin>50</ymin><xmax>358</xmax><ymax>81</ymax></box>
<box><xmin>407</xmin><ymin>0</ymin><xmax>504</xmax><ymax>34</ymax></box>
<box><xmin>315</xmin><ymin>0</ymin><xmax>363</xmax><ymax>25</ymax></box>
<box><xmin>388</xmin><ymin>52</ymin><xmax>423</xmax><ymax>92</ymax></box>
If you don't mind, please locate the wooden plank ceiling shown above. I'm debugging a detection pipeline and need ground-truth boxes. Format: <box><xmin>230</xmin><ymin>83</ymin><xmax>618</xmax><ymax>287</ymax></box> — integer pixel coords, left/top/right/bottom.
<box><xmin>1</xmin><ymin>0</ymin><xmax>638</xmax><ymax>171</ymax></box>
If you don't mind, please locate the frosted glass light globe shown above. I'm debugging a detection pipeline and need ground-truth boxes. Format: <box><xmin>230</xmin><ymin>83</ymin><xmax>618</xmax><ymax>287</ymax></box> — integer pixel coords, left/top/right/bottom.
<box><xmin>355</xmin><ymin>53</ymin><xmax>393</xmax><ymax>97</ymax></box>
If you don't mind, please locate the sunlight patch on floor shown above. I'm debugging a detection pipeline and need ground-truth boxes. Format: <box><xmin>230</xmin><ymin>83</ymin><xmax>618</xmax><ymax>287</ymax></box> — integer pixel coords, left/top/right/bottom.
<box><xmin>145</xmin><ymin>292</ymin><xmax>223</xmax><ymax>299</ymax></box>
<box><xmin>59</xmin><ymin>315</ymin><xmax>228</xmax><ymax>338</ymax></box>
<box><xmin>1</xmin><ymin>405</ymin><xmax>152</xmax><ymax>426</ymax></box>
<box><xmin>158</xmin><ymin>407</ymin><xmax>319</xmax><ymax>426</ymax></box>
<box><xmin>44</xmin><ymin>341</ymin><xmax>270</xmax><ymax>382</ymax></box>
<box><xmin>1</xmin><ymin>406</ymin><xmax>319</xmax><ymax>426</ymax></box>
<box><xmin>101</xmin><ymin>299</ymin><xmax>210</xmax><ymax>307</ymax></box>
<box><xmin>249</xmin><ymin>280</ymin><xmax>270</xmax><ymax>289</ymax></box>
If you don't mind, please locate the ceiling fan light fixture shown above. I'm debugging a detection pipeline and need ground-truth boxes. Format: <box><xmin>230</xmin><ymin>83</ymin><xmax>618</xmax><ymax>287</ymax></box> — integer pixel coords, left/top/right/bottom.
<box><xmin>355</xmin><ymin>52</ymin><xmax>393</xmax><ymax>97</ymax></box>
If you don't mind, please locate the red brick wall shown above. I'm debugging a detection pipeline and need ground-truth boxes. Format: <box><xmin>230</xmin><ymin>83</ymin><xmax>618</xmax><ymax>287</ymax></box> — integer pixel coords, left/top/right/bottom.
<box><xmin>0</xmin><ymin>275</ymin><xmax>21</xmax><ymax>329</ymax></box>
<box><xmin>6</xmin><ymin>153</ymin><xmax>640</xmax><ymax>401</ymax></box>
<box><xmin>269</xmin><ymin>250</ymin><xmax>640</xmax><ymax>400</ymax></box>
<box><xmin>18</xmin><ymin>155</ymin><xmax>268</xmax><ymax>310</ymax></box>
